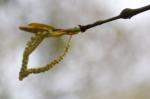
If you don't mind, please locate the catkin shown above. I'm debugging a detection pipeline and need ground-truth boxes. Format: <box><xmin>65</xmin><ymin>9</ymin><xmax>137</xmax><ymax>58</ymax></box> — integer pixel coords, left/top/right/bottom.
<box><xmin>19</xmin><ymin>33</ymin><xmax>72</xmax><ymax>80</ymax></box>
<box><xmin>19</xmin><ymin>32</ymin><xmax>47</xmax><ymax>80</ymax></box>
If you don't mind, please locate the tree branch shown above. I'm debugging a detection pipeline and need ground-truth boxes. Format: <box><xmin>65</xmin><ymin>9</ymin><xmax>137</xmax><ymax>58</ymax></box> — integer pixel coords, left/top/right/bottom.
<box><xmin>79</xmin><ymin>4</ymin><xmax>150</xmax><ymax>32</ymax></box>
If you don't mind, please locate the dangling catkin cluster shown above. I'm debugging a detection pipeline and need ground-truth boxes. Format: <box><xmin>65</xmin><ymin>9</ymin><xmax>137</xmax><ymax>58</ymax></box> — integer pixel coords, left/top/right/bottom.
<box><xmin>19</xmin><ymin>23</ymin><xmax>80</xmax><ymax>81</ymax></box>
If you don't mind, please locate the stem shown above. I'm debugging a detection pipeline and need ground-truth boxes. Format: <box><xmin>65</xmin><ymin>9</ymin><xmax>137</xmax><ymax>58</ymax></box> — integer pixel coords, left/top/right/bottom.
<box><xmin>79</xmin><ymin>4</ymin><xmax>150</xmax><ymax>32</ymax></box>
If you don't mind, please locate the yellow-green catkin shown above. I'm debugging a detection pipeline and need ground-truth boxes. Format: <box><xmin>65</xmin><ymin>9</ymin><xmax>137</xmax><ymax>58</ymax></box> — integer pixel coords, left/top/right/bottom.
<box><xmin>19</xmin><ymin>32</ymin><xmax>47</xmax><ymax>80</ymax></box>
<box><xmin>19</xmin><ymin>34</ymin><xmax>72</xmax><ymax>81</ymax></box>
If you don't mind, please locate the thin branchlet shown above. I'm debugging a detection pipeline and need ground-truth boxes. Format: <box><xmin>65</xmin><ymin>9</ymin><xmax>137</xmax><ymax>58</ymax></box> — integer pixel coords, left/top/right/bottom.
<box><xmin>79</xmin><ymin>4</ymin><xmax>150</xmax><ymax>32</ymax></box>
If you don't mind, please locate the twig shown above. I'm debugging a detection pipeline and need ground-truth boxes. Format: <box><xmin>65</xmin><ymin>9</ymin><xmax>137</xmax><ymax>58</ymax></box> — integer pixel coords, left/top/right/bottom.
<box><xmin>19</xmin><ymin>4</ymin><xmax>150</xmax><ymax>80</ymax></box>
<box><xmin>79</xmin><ymin>4</ymin><xmax>150</xmax><ymax>32</ymax></box>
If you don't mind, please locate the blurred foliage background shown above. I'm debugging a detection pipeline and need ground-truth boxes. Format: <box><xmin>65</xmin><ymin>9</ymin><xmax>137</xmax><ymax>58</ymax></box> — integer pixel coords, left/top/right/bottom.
<box><xmin>0</xmin><ymin>0</ymin><xmax>150</xmax><ymax>99</ymax></box>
